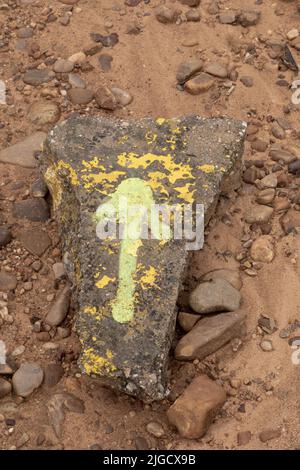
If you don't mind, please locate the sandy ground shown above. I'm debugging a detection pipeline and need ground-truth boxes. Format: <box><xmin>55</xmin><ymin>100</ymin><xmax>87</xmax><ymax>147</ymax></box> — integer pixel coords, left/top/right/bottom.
<box><xmin>0</xmin><ymin>0</ymin><xmax>300</xmax><ymax>450</ymax></box>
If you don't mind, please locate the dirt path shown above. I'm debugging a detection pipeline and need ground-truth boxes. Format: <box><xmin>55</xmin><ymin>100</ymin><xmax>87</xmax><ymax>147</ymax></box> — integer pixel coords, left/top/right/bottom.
<box><xmin>0</xmin><ymin>0</ymin><xmax>300</xmax><ymax>450</ymax></box>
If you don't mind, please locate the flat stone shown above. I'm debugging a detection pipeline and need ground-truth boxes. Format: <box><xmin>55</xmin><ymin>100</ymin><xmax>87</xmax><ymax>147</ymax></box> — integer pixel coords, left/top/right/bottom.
<box><xmin>219</xmin><ymin>11</ymin><xmax>237</xmax><ymax>24</ymax></box>
<box><xmin>259</xmin><ymin>429</ymin><xmax>281</xmax><ymax>442</ymax></box>
<box><xmin>17</xmin><ymin>27</ymin><xmax>34</xmax><ymax>39</ymax></box>
<box><xmin>175</xmin><ymin>311</ymin><xmax>246</xmax><ymax>361</ymax></box>
<box><xmin>28</xmin><ymin>101</ymin><xmax>61</xmax><ymax>127</ymax></box>
<box><xmin>40</xmin><ymin>115</ymin><xmax>246</xmax><ymax>401</ymax></box>
<box><xmin>45</xmin><ymin>285</ymin><xmax>70</xmax><ymax>326</ymax></box>
<box><xmin>184</xmin><ymin>73</ymin><xmax>214</xmax><ymax>94</ymax></box>
<box><xmin>68</xmin><ymin>52</ymin><xmax>86</xmax><ymax>64</ymax></box>
<box><xmin>288</xmin><ymin>160</ymin><xmax>300</xmax><ymax>175</ymax></box>
<box><xmin>250</xmin><ymin>236</ymin><xmax>274</xmax><ymax>263</ymax></box>
<box><xmin>256</xmin><ymin>188</ymin><xmax>275</xmax><ymax>205</ymax></box>
<box><xmin>176</xmin><ymin>59</ymin><xmax>203</xmax><ymax>84</ymax></box>
<box><xmin>204</xmin><ymin>63</ymin><xmax>228</xmax><ymax>78</ymax></box>
<box><xmin>0</xmin><ymin>271</ymin><xmax>17</xmax><ymax>291</ymax></box>
<box><xmin>19</xmin><ymin>229</ymin><xmax>51</xmax><ymax>256</ymax></box>
<box><xmin>31</xmin><ymin>178</ymin><xmax>48</xmax><ymax>198</ymax></box>
<box><xmin>186</xmin><ymin>9</ymin><xmax>201</xmax><ymax>22</ymax></box>
<box><xmin>47</xmin><ymin>392</ymin><xmax>85</xmax><ymax>438</ymax></box>
<box><xmin>0</xmin><ymin>226</ymin><xmax>12</xmax><ymax>247</ymax></box>
<box><xmin>13</xmin><ymin>198</ymin><xmax>50</xmax><ymax>222</ymax></box>
<box><xmin>179</xmin><ymin>0</ymin><xmax>200</xmax><ymax>6</ymax></box>
<box><xmin>53</xmin><ymin>59</ymin><xmax>74</xmax><ymax>73</ymax></box>
<box><xmin>0</xmin><ymin>378</ymin><xmax>11</xmax><ymax>398</ymax></box>
<box><xmin>0</xmin><ymin>132</ymin><xmax>46</xmax><ymax>168</ymax></box>
<box><xmin>200</xmin><ymin>268</ymin><xmax>242</xmax><ymax>290</ymax></box>
<box><xmin>251</xmin><ymin>139</ymin><xmax>268</xmax><ymax>152</ymax></box>
<box><xmin>68</xmin><ymin>73</ymin><xmax>86</xmax><ymax>89</ymax></box>
<box><xmin>12</xmin><ymin>362</ymin><xmax>44</xmax><ymax>397</ymax></box>
<box><xmin>245</xmin><ymin>205</ymin><xmax>273</xmax><ymax>224</ymax></box>
<box><xmin>167</xmin><ymin>375</ymin><xmax>226</xmax><ymax>438</ymax></box>
<box><xmin>94</xmin><ymin>86</ymin><xmax>117</xmax><ymax>110</ymax></box>
<box><xmin>43</xmin><ymin>363</ymin><xmax>64</xmax><ymax>388</ymax></box>
<box><xmin>269</xmin><ymin>148</ymin><xmax>297</xmax><ymax>164</ymax></box>
<box><xmin>280</xmin><ymin>210</ymin><xmax>300</xmax><ymax>234</ymax></box>
<box><xmin>237</xmin><ymin>431</ymin><xmax>251</xmax><ymax>446</ymax></box>
<box><xmin>155</xmin><ymin>5</ymin><xmax>179</xmax><ymax>24</ymax></box>
<box><xmin>238</xmin><ymin>10</ymin><xmax>260</xmax><ymax>27</ymax></box>
<box><xmin>178</xmin><ymin>312</ymin><xmax>200</xmax><ymax>332</ymax></box>
<box><xmin>189</xmin><ymin>278</ymin><xmax>241</xmax><ymax>314</ymax></box>
<box><xmin>111</xmin><ymin>87</ymin><xmax>133</xmax><ymax>107</ymax></box>
<box><xmin>23</xmin><ymin>69</ymin><xmax>54</xmax><ymax>86</ymax></box>
<box><xmin>68</xmin><ymin>89</ymin><xmax>94</xmax><ymax>105</ymax></box>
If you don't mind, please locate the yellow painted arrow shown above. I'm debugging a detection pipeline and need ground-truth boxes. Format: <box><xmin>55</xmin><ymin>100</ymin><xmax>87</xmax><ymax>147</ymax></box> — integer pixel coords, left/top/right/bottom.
<box><xmin>96</xmin><ymin>178</ymin><xmax>171</xmax><ymax>323</ymax></box>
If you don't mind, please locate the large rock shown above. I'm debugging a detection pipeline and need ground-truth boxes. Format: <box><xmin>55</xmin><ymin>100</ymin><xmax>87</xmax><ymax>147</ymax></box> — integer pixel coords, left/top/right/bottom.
<box><xmin>40</xmin><ymin>115</ymin><xmax>246</xmax><ymax>401</ymax></box>
<box><xmin>0</xmin><ymin>132</ymin><xmax>46</xmax><ymax>168</ymax></box>
<box><xmin>12</xmin><ymin>362</ymin><xmax>44</xmax><ymax>397</ymax></box>
<box><xmin>189</xmin><ymin>278</ymin><xmax>241</xmax><ymax>314</ymax></box>
<box><xmin>167</xmin><ymin>375</ymin><xmax>226</xmax><ymax>438</ymax></box>
<box><xmin>175</xmin><ymin>311</ymin><xmax>246</xmax><ymax>361</ymax></box>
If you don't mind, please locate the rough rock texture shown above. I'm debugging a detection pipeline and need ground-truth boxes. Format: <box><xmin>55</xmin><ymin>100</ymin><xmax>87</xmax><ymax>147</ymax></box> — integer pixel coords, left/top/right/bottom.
<box><xmin>175</xmin><ymin>311</ymin><xmax>247</xmax><ymax>360</ymax></box>
<box><xmin>167</xmin><ymin>375</ymin><xmax>227</xmax><ymax>438</ymax></box>
<box><xmin>41</xmin><ymin>115</ymin><xmax>245</xmax><ymax>401</ymax></box>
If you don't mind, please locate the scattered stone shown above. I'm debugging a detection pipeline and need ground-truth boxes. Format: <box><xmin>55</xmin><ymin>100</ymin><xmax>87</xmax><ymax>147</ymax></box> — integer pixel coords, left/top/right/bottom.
<box><xmin>0</xmin><ymin>378</ymin><xmax>11</xmax><ymax>398</ymax></box>
<box><xmin>23</xmin><ymin>69</ymin><xmax>54</xmax><ymax>86</ymax></box>
<box><xmin>0</xmin><ymin>132</ymin><xmax>46</xmax><ymax>168</ymax></box>
<box><xmin>0</xmin><ymin>227</ymin><xmax>12</xmax><ymax>247</ymax></box>
<box><xmin>176</xmin><ymin>60</ymin><xmax>203</xmax><ymax>84</ymax></box>
<box><xmin>260</xmin><ymin>339</ymin><xmax>273</xmax><ymax>352</ymax></box>
<box><xmin>258</xmin><ymin>174</ymin><xmax>277</xmax><ymax>189</ymax></box>
<box><xmin>99</xmin><ymin>54</ymin><xmax>113</xmax><ymax>71</ymax></box>
<box><xmin>186</xmin><ymin>9</ymin><xmax>201</xmax><ymax>22</ymax></box>
<box><xmin>184</xmin><ymin>73</ymin><xmax>214</xmax><ymax>94</ymax></box>
<box><xmin>94</xmin><ymin>86</ymin><xmax>117</xmax><ymax>110</ymax></box>
<box><xmin>125</xmin><ymin>0</ymin><xmax>142</xmax><ymax>6</ymax></box>
<box><xmin>45</xmin><ymin>285</ymin><xmax>70</xmax><ymax>326</ymax></box>
<box><xmin>167</xmin><ymin>375</ymin><xmax>226</xmax><ymax>439</ymax></box>
<box><xmin>12</xmin><ymin>362</ymin><xmax>44</xmax><ymax>397</ymax></box>
<box><xmin>53</xmin><ymin>263</ymin><xmax>66</xmax><ymax>280</ymax></box>
<box><xmin>250</xmin><ymin>236</ymin><xmax>274</xmax><ymax>263</ymax></box>
<box><xmin>44</xmin><ymin>363</ymin><xmax>64</xmax><ymax>388</ymax></box>
<box><xmin>146</xmin><ymin>421</ymin><xmax>165</xmax><ymax>438</ymax></box>
<box><xmin>68</xmin><ymin>51</ymin><xmax>87</xmax><ymax>64</ymax></box>
<box><xmin>178</xmin><ymin>312</ymin><xmax>200</xmax><ymax>332</ymax></box>
<box><xmin>259</xmin><ymin>429</ymin><xmax>281</xmax><ymax>442</ymax></box>
<box><xmin>47</xmin><ymin>392</ymin><xmax>85</xmax><ymax>438</ymax></box>
<box><xmin>251</xmin><ymin>139</ymin><xmax>268</xmax><ymax>152</ymax></box>
<box><xmin>57</xmin><ymin>326</ymin><xmax>70</xmax><ymax>339</ymax></box>
<box><xmin>237</xmin><ymin>431</ymin><xmax>251</xmax><ymax>446</ymax></box>
<box><xmin>287</xmin><ymin>29</ymin><xmax>299</xmax><ymax>41</ymax></box>
<box><xmin>201</xmin><ymin>268</ymin><xmax>242</xmax><ymax>290</ymax></box>
<box><xmin>53</xmin><ymin>59</ymin><xmax>74</xmax><ymax>73</ymax></box>
<box><xmin>271</xmin><ymin>123</ymin><xmax>285</xmax><ymax>140</ymax></box>
<box><xmin>16</xmin><ymin>432</ymin><xmax>30</xmax><ymax>449</ymax></box>
<box><xmin>240</xmin><ymin>76</ymin><xmax>253</xmax><ymax>87</ymax></box>
<box><xmin>179</xmin><ymin>0</ymin><xmax>200</xmax><ymax>6</ymax></box>
<box><xmin>68</xmin><ymin>73</ymin><xmax>86</xmax><ymax>89</ymax></box>
<box><xmin>111</xmin><ymin>87</ymin><xmax>133</xmax><ymax>107</ymax></box>
<box><xmin>28</xmin><ymin>101</ymin><xmax>61</xmax><ymax>126</ymax></box>
<box><xmin>68</xmin><ymin>89</ymin><xmax>94</xmax><ymax>105</ymax></box>
<box><xmin>84</xmin><ymin>44</ymin><xmax>102</xmax><ymax>56</ymax></box>
<box><xmin>245</xmin><ymin>205</ymin><xmax>273</xmax><ymax>224</ymax></box>
<box><xmin>41</xmin><ymin>114</ymin><xmax>246</xmax><ymax>401</ymax></box>
<box><xmin>17</xmin><ymin>27</ymin><xmax>33</xmax><ymax>39</ymax></box>
<box><xmin>90</xmin><ymin>33</ymin><xmax>119</xmax><ymax>48</ymax></box>
<box><xmin>269</xmin><ymin>148</ymin><xmax>297</xmax><ymax>164</ymax></box>
<box><xmin>31</xmin><ymin>178</ymin><xmax>48</xmax><ymax>198</ymax></box>
<box><xmin>205</xmin><ymin>63</ymin><xmax>228</xmax><ymax>78</ymax></box>
<box><xmin>189</xmin><ymin>278</ymin><xmax>241</xmax><ymax>314</ymax></box>
<box><xmin>12</xmin><ymin>345</ymin><xmax>25</xmax><ymax>357</ymax></box>
<box><xmin>155</xmin><ymin>5</ymin><xmax>179</xmax><ymax>24</ymax></box>
<box><xmin>256</xmin><ymin>188</ymin><xmax>275</xmax><ymax>205</ymax></box>
<box><xmin>135</xmin><ymin>436</ymin><xmax>149</xmax><ymax>450</ymax></box>
<box><xmin>238</xmin><ymin>11</ymin><xmax>260</xmax><ymax>27</ymax></box>
<box><xmin>19</xmin><ymin>229</ymin><xmax>51</xmax><ymax>256</ymax></box>
<box><xmin>0</xmin><ymin>272</ymin><xmax>17</xmax><ymax>291</ymax></box>
<box><xmin>280</xmin><ymin>210</ymin><xmax>300</xmax><ymax>234</ymax></box>
<box><xmin>258</xmin><ymin>315</ymin><xmax>277</xmax><ymax>335</ymax></box>
<box><xmin>219</xmin><ymin>11</ymin><xmax>237</xmax><ymax>24</ymax></box>
<box><xmin>243</xmin><ymin>166</ymin><xmax>264</xmax><ymax>184</ymax></box>
<box><xmin>13</xmin><ymin>199</ymin><xmax>50</xmax><ymax>222</ymax></box>
<box><xmin>288</xmin><ymin>160</ymin><xmax>300</xmax><ymax>175</ymax></box>
<box><xmin>175</xmin><ymin>311</ymin><xmax>246</xmax><ymax>361</ymax></box>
